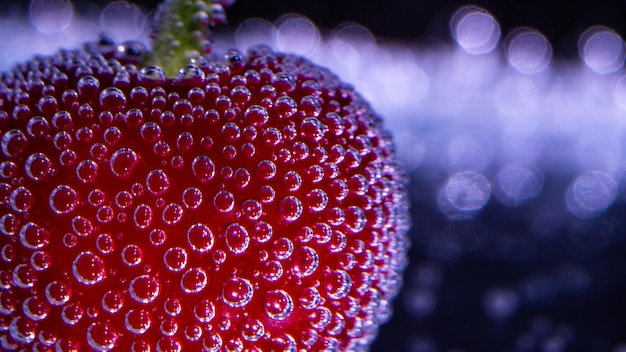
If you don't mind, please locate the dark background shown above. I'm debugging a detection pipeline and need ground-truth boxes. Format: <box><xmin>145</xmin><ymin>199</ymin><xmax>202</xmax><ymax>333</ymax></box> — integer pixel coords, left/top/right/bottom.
<box><xmin>3</xmin><ymin>0</ymin><xmax>626</xmax><ymax>58</ymax></box>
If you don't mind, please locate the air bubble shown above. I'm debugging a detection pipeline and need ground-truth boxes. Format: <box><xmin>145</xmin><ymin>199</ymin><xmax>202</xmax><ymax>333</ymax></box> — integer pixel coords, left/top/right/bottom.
<box><xmin>275</xmin><ymin>96</ymin><xmax>298</xmax><ymax>119</ymax></box>
<box><xmin>129</xmin><ymin>275</ymin><xmax>160</xmax><ymax>304</ymax></box>
<box><xmin>138</xmin><ymin>66</ymin><xmax>166</xmax><ymax>86</ymax></box>
<box><xmin>451</xmin><ymin>6</ymin><xmax>500</xmax><ymax>54</ymax></box>
<box><xmin>505</xmin><ymin>27</ymin><xmax>552</xmax><ymax>74</ymax></box>
<box><xmin>241</xmin><ymin>319</ymin><xmax>265</xmax><ymax>342</ymax></box>
<box><xmin>122</xmin><ymin>245</ymin><xmax>142</xmax><ymax>266</ymax></box>
<box><xmin>181</xmin><ymin>267</ymin><xmax>208</xmax><ymax>294</ymax></box>
<box><xmin>76</xmin><ymin>160</ymin><xmax>98</xmax><ymax>184</ymax></box>
<box><xmin>145</xmin><ymin>169</ymin><xmax>170</xmax><ymax>196</ymax></box>
<box><xmin>275</xmin><ymin>14</ymin><xmax>320</xmax><ymax>56</ymax></box>
<box><xmin>579</xmin><ymin>26</ymin><xmax>626</xmax><ymax>74</ymax></box>
<box><xmin>280</xmin><ymin>196</ymin><xmax>303</xmax><ymax>222</ymax></box>
<box><xmin>192</xmin><ymin>155</ymin><xmax>215</xmax><ymax>183</ymax></box>
<box><xmin>25</xmin><ymin>153</ymin><xmax>52</xmax><ymax>181</ymax></box>
<box><xmin>132</xmin><ymin>204</ymin><xmax>152</xmax><ymax>229</ymax></box>
<box><xmin>29</xmin><ymin>0</ymin><xmax>73</xmax><ymax>33</ymax></box>
<box><xmin>30</xmin><ymin>251</ymin><xmax>51</xmax><ymax>271</ymax></box>
<box><xmin>99</xmin><ymin>87</ymin><xmax>127</xmax><ymax>112</ymax></box>
<box><xmin>72</xmin><ymin>216</ymin><xmax>94</xmax><ymax>237</ymax></box>
<box><xmin>102</xmin><ymin>290</ymin><xmax>124</xmax><ymax>314</ymax></box>
<box><xmin>13</xmin><ymin>264</ymin><xmax>37</xmax><ymax>288</ymax></box>
<box><xmin>19</xmin><ymin>222</ymin><xmax>49</xmax><ymax>250</ymax></box>
<box><xmin>9</xmin><ymin>316</ymin><xmax>36</xmax><ymax>345</ymax></box>
<box><xmin>162</xmin><ymin>203</ymin><xmax>183</xmax><ymax>225</ymax></box>
<box><xmin>222</xmin><ymin>277</ymin><xmax>253</xmax><ymax>308</ymax></box>
<box><xmin>344</xmin><ymin>206</ymin><xmax>366</xmax><ymax>233</ymax></box>
<box><xmin>225</xmin><ymin>223</ymin><xmax>250</xmax><ymax>255</ymax></box>
<box><xmin>262</xmin><ymin>260</ymin><xmax>283</xmax><ymax>282</ymax></box>
<box><xmin>62</xmin><ymin>302</ymin><xmax>84</xmax><ymax>325</ymax></box>
<box><xmin>187</xmin><ymin>223</ymin><xmax>214</xmax><ymax>253</ymax></box>
<box><xmin>214</xmin><ymin>190</ymin><xmax>235</xmax><ymax>213</ymax></box>
<box><xmin>241</xmin><ymin>199</ymin><xmax>262</xmax><ymax>220</ymax></box>
<box><xmin>0</xmin><ymin>213</ymin><xmax>19</xmax><ymax>237</ymax></box>
<box><xmin>265</xmin><ymin>290</ymin><xmax>294</xmax><ymax>321</ymax></box>
<box><xmin>100</xmin><ymin>1</ymin><xmax>144</xmax><ymax>42</ymax></box>
<box><xmin>244</xmin><ymin>105</ymin><xmax>269</xmax><ymax>126</ymax></box>
<box><xmin>324</xmin><ymin>270</ymin><xmax>352</xmax><ymax>300</ymax></box>
<box><xmin>72</xmin><ymin>252</ymin><xmax>106</xmax><ymax>285</ymax></box>
<box><xmin>185</xmin><ymin>324</ymin><xmax>203</xmax><ymax>342</ymax></box>
<box><xmin>203</xmin><ymin>331</ymin><xmax>223</xmax><ymax>351</ymax></box>
<box><xmin>125</xmin><ymin>309</ymin><xmax>151</xmax><ymax>334</ymax></box>
<box><xmin>194</xmin><ymin>300</ymin><xmax>215</xmax><ymax>323</ymax></box>
<box><xmin>566</xmin><ymin>171</ymin><xmax>617</xmax><ymax>219</ymax></box>
<box><xmin>495</xmin><ymin>164</ymin><xmax>543</xmax><ymax>206</ymax></box>
<box><xmin>438</xmin><ymin>171</ymin><xmax>491</xmax><ymax>220</ymax></box>
<box><xmin>45</xmin><ymin>281</ymin><xmax>71</xmax><ymax>306</ymax></box>
<box><xmin>22</xmin><ymin>296</ymin><xmax>50</xmax><ymax>321</ymax></box>
<box><xmin>164</xmin><ymin>247</ymin><xmax>187</xmax><ymax>272</ymax></box>
<box><xmin>236</xmin><ymin>19</ymin><xmax>276</xmax><ymax>51</ymax></box>
<box><xmin>10</xmin><ymin>187</ymin><xmax>34</xmax><ymax>213</ymax></box>
<box><xmin>49</xmin><ymin>185</ymin><xmax>78</xmax><ymax>215</ymax></box>
<box><xmin>292</xmin><ymin>246</ymin><xmax>319</xmax><ymax>278</ymax></box>
<box><xmin>110</xmin><ymin>148</ymin><xmax>139</xmax><ymax>179</ymax></box>
<box><xmin>87</xmin><ymin>321</ymin><xmax>118</xmax><ymax>351</ymax></box>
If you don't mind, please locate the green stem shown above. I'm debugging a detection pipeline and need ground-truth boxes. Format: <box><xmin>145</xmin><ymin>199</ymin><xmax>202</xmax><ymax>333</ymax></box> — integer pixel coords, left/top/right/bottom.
<box><xmin>146</xmin><ymin>0</ymin><xmax>214</xmax><ymax>77</ymax></box>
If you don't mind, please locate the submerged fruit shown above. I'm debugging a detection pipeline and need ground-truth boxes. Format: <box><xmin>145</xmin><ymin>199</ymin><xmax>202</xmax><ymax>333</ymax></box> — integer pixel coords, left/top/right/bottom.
<box><xmin>0</xmin><ymin>40</ymin><xmax>409</xmax><ymax>351</ymax></box>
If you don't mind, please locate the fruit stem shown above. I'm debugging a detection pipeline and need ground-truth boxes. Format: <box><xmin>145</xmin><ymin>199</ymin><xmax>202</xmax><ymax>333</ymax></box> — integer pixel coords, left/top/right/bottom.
<box><xmin>146</xmin><ymin>0</ymin><xmax>215</xmax><ymax>77</ymax></box>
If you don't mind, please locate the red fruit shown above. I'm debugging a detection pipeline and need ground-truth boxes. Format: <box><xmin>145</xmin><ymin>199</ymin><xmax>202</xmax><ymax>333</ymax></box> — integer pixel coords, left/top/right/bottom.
<box><xmin>0</xmin><ymin>41</ymin><xmax>409</xmax><ymax>351</ymax></box>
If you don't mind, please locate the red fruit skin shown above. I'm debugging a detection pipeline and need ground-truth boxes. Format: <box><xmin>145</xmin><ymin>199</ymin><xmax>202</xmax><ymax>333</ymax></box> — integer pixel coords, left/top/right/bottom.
<box><xmin>0</xmin><ymin>43</ymin><xmax>410</xmax><ymax>351</ymax></box>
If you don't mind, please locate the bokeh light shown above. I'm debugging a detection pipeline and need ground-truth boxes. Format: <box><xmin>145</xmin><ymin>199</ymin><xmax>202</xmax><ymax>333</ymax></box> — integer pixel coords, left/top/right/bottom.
<box><xmin>505</xmin><ymin>27</ymin><xmax>552</xmax><ymax>74</ymax></box>
<box><xmin>579</xmin><ymin>26</ymin><xmax>626</xmax><ymax>74</ymax></box>
<box><xmin>29</xmin><ymin>0</ymin><xmax>73</xmax><ymax>33</ymax></box>
<box><xmin>450</xmin><ymin>6</ymin><xmax>500</xmax><ymax>54</ymax></box>
<box><xmin>274</xmin><ymin>14</ymin><xmax>320</xmax><ymax>57</ymax></box>
<box><xmin>438</xmin><ymin>171</ymin><xmax>491</xmax><ymax>220</ymax></box>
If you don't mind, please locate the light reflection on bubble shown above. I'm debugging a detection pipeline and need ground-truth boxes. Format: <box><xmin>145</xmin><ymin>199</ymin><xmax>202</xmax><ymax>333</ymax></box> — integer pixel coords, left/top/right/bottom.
<box><xmin>438</xmin><ymin>171</ymin><xmax>491</xmax><ymax>220</ymax></box>
<box><xmin>579</xmin><ymin>26</ymin><xmax>626</xmax><ymax>74</ymax></box>
<box><xmin>505</xmin><ymin>28</ymin><xmax>552</xmax><ymax>74</ymax></box>
<box><xmin>29</xmin><ymin>0</ymin><xmax>73</xmax><ymax>33</ymax></box>
<box><xmin>275</xmin><ymin>14</ymin><xmax>320</xmax><ymax>57</ymax></box>
<box><xmin>235</xmin><ymin>18</ymin><xmax>276</xmax><ymax>51</ymax></box>
<box><xmin>495</xmin><ymin>163</ymin><xmax>543</xmax><ymax>206</ymax></box>
<box><xmin>482</xmin><ymin>287</ymin><xmax>519</xmax><ymax>320</ymax></box>
<box><xmin>450</xmin><ymin>6</ymin><xmax>500</xmax><ymax>54</ymax></box>
<box><xmin>566</xmin><ymin>171</ymin><xmax>617</xmax><ymax>219</ymax></box>
<box><xmin>100</xmin><ymin>1</ymin><xmax>145</xmax><ymax>42</ymax></box>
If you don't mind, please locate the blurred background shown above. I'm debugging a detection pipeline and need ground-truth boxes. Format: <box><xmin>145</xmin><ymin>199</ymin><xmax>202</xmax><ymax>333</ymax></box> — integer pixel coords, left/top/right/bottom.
<box><xmin>2</xmin><ymin>0</ymin><xmax>626</xmax><ymax>351</ymax></box>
